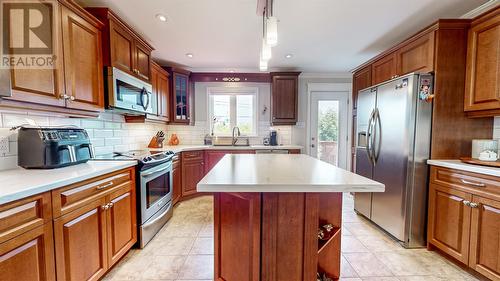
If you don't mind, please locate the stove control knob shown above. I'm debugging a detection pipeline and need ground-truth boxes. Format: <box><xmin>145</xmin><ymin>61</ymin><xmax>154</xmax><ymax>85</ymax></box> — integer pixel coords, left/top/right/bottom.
<box><xmin>146</xmin><ymin>157</ymin><xmax>153</xmax><ymax>161</ymax></box>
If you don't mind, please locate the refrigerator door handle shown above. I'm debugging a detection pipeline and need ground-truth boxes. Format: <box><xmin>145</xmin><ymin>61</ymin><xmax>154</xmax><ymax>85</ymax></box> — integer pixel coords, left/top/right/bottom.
<box><xmin>373</xmin><ymin>108</ymin><xmax>382</xmax><ymax>163</ymax></box>
<box><xmin>367</xmin><ymin>109</ymin><xmax>376</xmax><ymax>165</ymax></box>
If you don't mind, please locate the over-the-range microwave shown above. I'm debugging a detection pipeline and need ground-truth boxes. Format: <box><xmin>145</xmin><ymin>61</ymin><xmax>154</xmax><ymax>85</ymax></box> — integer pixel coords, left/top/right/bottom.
<box><xmin>106</xmin><ymin>67</ymin><xmax>155</xmax><ymax>114</ymax></box>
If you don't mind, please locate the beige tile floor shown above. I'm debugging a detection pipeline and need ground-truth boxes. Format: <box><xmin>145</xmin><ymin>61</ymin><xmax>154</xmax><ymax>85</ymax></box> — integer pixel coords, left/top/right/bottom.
<box><xmin>103</xmin><ymin>194</ymin><xmax>480</xmax><ymax>281</ymax></box>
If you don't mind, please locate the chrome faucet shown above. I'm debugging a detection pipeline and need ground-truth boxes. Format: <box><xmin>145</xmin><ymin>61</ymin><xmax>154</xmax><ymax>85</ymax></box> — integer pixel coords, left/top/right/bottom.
<box><xmin>232</xmin><ymin>126</ymin><xmax>241</xmax><ymax>145</ymax></box>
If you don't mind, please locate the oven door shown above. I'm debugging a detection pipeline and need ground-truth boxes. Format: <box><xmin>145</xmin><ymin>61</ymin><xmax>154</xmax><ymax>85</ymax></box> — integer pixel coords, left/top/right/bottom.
<box><xmin>108</xmin><ymin>67</ymin><xmax>154</xmax><ymax>114</ymax></box>
<box><xmin>139</xmin><ymin>161</ymin><xmax>173</xmax><ymax>224</ymax></box>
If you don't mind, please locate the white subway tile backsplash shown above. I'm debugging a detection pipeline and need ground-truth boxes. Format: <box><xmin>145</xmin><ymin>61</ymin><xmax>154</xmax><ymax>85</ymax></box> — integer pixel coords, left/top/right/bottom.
<box><xmin>94</xmin><ymin>146</ymin><xmax>114</xmax><ymax>156</ymax></box>
<box><xmin>81</xmin><ymin>119</ymin><xmax>104</xmax><ymax>129</ymax></box>
<box><xmin>113</xmin><ymin>130</ymin><xmax>128</xmax><ymax>137</ymax></box>
<box><xmin>90</xmin><ymin>138</ymin><xmax>105</xmax><ymax>147</ymax></box>
<box><xmin>105</xmin><ymin>137</ymin><xmax>122</xmax><ymax>146</ymax></box>
<box><xmin>93</xmin><ymin>129</ymin><xmax>114</xmax><ymax>138</ymax></box>
<box><xmin>105</xmin><ymin>122</ymin><xmax>122</xmax><ymax>129</ymax></box>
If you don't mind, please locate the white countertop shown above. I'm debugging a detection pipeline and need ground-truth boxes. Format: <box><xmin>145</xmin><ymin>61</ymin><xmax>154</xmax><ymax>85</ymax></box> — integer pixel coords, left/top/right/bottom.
<box><xmin>156</xmin><ymin>144</ymin><xmax>303</xmax><ymax>154</ymax></box>
<box><xmin>197</xmin><ymin>154</ymin><xmax>385</xmax><ymax>193</ymax></box>
<box><xmin>0</xmin><ymin>160</ymin><xmax>137</xmax><ymax>205</ymax></box>
<box><xmin>427</xmin><ymin>160</ymin><xmax>500</xmax><ymax>177</ymax></box>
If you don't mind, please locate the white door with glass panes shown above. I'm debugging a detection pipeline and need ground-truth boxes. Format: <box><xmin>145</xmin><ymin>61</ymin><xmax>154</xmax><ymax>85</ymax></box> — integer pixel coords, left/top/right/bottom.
<box><xmin>208</xmin><ymin>87</ymin><xmax>258</xmax><ymax>136</ymax></box>
<box><xmin>310</xmin><ymin>90</ymin><xmax>349</xmax><ymax>169</ymax></box>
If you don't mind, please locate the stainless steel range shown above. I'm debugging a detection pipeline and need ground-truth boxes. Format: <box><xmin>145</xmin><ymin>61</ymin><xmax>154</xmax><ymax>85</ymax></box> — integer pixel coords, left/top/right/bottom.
<box><xmin>96</xmin><ymin>149</ymin><xmax>175</xmax><ymax>248</ymax></box>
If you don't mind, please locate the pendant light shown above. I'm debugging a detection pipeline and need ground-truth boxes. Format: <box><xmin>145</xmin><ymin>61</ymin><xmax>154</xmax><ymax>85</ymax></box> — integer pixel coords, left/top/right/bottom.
<box><xmin>261</xmin><ymin>38</ymin><xmax>272</xmax><ymax>61</ymax></box>
<box><xmin>266</xmin><ymin>16</ymin><xmax>278</xmax><ymax>47</ymax></box>
<box><xmin>259</xmin><ymin>55</ymin><xmax>268</xmax><ymax>71</ymax></box>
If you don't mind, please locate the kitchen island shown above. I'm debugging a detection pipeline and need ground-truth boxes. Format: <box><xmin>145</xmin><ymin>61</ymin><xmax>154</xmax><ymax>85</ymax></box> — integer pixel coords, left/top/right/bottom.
<box><xmin>197</xmin><ymin>154</ymin><xmax>384</xmax><ymax>281</ymax></box>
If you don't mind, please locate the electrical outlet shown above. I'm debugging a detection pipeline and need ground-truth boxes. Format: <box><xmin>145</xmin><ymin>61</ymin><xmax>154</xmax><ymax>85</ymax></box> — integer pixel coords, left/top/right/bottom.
<box><xmin>0</xmin><ymin>137</ymin><xmax>9</xmax><ymax>155</ymax></box>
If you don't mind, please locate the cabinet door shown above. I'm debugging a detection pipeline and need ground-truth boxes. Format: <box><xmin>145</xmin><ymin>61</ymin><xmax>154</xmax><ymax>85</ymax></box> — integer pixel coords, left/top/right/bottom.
<box><xmin>150</xmin><ymin>63</ymin><xmax>159</xmax><ymax>115</ymax></box>
<box><xmin>172</xmin><ymin>156</ymin><xmax>182</xmax><ymax>204</ymax></box>
<box><xmin>469</xmin><ymin>196</ymin><xmax>500</xmax><ymax>280</ymax></box>
<box><xmin>109</xmin><ymin>21</ymin><xmax>135</xmax><ymax>75</ymax></box>
<box><xmin>271</xmin><ymin>75</ymin><xmax>298</xmax><ymax>125</ymax></box>
<box><xmin>371</xmin><ymin>53</ymin><xmax>397</xmax><ymax>85</ymax></box>
<box><xmin>61</xmin><ymin>5</ymin><xmax>104</xmax><ymax>111</ymax></box>
<box><xmin>106</xmin><ymin>183</ymin><xmax>136</xmax><ymax>267</ymax></box>
<box><xmin>171</xmin><ymin>72</ymin><xmax>190</xmax><ymax>124</ymax></box>
<box><xmin>134</xmin><ymin>42</ymin><xmax>151</xmax><ymax>82</ymax></box>
<box><xmin>158</xmin><ymin>71</ymin><xmax>170</xmax><ymax>119</ymax></box>
<box><xmin>464</xmin><ymin>12</ymin><xmax>500</xmax><ymax>112</ymax></box>
<box><xmin>396</xmin><ymin>32</ymin><xmax>435</xmax><ymax>75</ymax></box>
<box><xmin>182</xmin><ymin>159</ymin><xmax>205</xmax><ymax>197</ymax></box>
<box><xmin>54</xmin><ymin>198</ymin><xmax>108</xmax><ymax>281</ymax></box>
<box><xmin>352</xmin><ymin>66</ymin><xmax>372</xmax><ymax>110</ymax></box>
<box><xmin>205</xmin><ymin>151</ymin><xmax>227</xmax><ymax>174</ymax></box>
<box><xmin>428</xmin><ymin>184</ymin><xmax>472</xmax><ymax>264</ymax></box>
<box><xmin>0</xmin><ymin>224</ymin><xmax>56</xmax><ymax>281</ymax></box>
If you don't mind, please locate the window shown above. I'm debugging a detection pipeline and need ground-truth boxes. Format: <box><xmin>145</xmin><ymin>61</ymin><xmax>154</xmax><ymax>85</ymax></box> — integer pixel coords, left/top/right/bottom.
<box><xmin>208</xmin><ymin>87</ymin><xmax>258</xmax><ymax>136</ymax></box>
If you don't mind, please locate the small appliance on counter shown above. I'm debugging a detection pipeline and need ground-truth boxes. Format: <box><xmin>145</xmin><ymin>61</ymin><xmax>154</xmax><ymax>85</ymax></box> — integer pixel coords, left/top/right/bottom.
<box><xmin>269</xmin><ymin>129</ymin><xmax>278</xmax><ymax>146</ymax></box>
<box><xmin>459</xmin><ymin>139</ymin><xmax>500</xmax><ymax>167</ymax></box>
<box><xmin>17</xmin><ymin>126</ymin><xmax>94</xmax><ymax>169</ymax></box>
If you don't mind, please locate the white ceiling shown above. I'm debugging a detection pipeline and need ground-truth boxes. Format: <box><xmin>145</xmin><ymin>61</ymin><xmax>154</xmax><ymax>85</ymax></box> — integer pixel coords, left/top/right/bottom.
<box><xmin>78</xmin><ymin>0</ymin><xmax>491</xmax><ymax>74</ymax></box>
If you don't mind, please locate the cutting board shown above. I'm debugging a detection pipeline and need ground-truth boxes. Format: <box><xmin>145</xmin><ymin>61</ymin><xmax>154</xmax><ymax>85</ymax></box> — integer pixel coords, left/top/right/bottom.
<box><xmin>460</xmin><ymin>157</ymin><xmax>500</xmax><ymax>168</ymax></box>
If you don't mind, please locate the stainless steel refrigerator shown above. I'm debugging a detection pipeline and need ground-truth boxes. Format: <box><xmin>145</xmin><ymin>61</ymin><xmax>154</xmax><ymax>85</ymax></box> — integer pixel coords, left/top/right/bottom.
<box><xmin>354</xmin><ymin>73</ymin><xmax>433</xmax><ymax>248</ymax></box>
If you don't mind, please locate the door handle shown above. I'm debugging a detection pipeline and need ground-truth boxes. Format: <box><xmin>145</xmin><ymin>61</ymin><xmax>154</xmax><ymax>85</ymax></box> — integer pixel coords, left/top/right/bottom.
<box><xmin>366</xmin><ymin>109</ymin><xmax>376</xmax><ymax>165</ymax></box>
<box><xmin>372</xmin><ymin>109</ymin><xmax>381</xmax><ymax>163</ymax></box>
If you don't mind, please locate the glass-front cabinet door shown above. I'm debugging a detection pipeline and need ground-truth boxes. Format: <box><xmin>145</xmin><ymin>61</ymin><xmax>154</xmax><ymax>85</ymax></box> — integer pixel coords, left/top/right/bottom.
<box><xmin>170</xmin><ymin>70</ymin><xmax>191</xmax><ymax>124</ymax></box>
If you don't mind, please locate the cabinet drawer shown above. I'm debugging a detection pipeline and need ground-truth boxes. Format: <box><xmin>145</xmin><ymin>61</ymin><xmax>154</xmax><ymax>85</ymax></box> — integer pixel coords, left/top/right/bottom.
<box><xmin>0</xmin><ymin>192</ymin><xmax>52</xmax><ymax>244</ymax></box>
<box><xmin>182</xmin><ymin>150</ymin><xmax>204</xmax><ymax>161</ymax></box>
<box><xmin>52</xmin><ymin>168</ymin><xmax>134</xmax><ymax>218</ymax></box>
<box><xmin>431</xmin><ymin>167</ymin><xmax>500</xmax><ymax>200</ymax></box>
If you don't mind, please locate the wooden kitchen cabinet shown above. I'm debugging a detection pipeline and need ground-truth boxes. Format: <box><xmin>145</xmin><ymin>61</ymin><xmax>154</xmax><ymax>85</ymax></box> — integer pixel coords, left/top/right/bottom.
<box><xmin>205</xmin><ymin>150</ymin><xmax>256</xmax><ymax>174</ymax></box>
<box><xmin>428</xmin><ymin>182</ymin><xmax>472</xmax><ymax>264</ymax></box>
<box><xmin>469</xmin><ymin>195</ymin><xmax>500</xmax><ymax>280</ymax></box>
<box><xmin>86</xmin><ymin>8</ymin><xmax>154</xmax><ymax>82</ymax></box>
<box><xmin>181</xmin><ymin>151</ymin><xmax>205</xmax><ymax>197</ymax></box>
<box><xmin>61</xmin><ymin>4</ymin><xmax>104</xmax><ymax>112</ymax></box>
<box><xmin>428</xmin><ymin>166</ymin><xmax>500</xmax><ymax>279</ymax></box>
<box><xmin>371</xmin><ymin>53</ymin><xmax>397</xmax><ymax>85</ymax></box>
<box><xmin>2</xmin><ymin>0</ymin><xmax>104</xmax><ymax>116</ymax></box>
<box><xmin>53</xmin><ymin>167</ymin><xmax>136</xmax><ymax>281</ymax></box>
<box><xmin>352</xmin><ymin>66</ymin><xmax>372</xmax><ymax>110</ymax></box>
<box><xmin>54</xmin><ymin>197</ymin><xmax>109</xmax><ymax>281</ymax></box>
<box><xmin>0</xmin><ymin>192</ymin><xmax>55</xmax><ymax>281</ymax></box>
<box><xmin>152</xmin><ymin>62</ymin><xmax>170</xmax><ymax>121</ymax></box>
<box><xmin>396</xmin><ymin>32</ymin><xmax>435</xmax><ymax>75</ymax></box>
<box><xmin>464</xmin><ymin>8</ymin><xmax>500</xmax><ymax>116</ymax></box>
<box><xmin>172</xmin><ymin>154</ymin><xmax>182</xmax><ymax>205</ymax></box>
<box><xmin>168</xmin><ymin>68</ymin><xmax>192</xmax><ymax>124</ymax></box>
<box><xmin>271</xmin><ymin>72</ymin><xmax>300</xmax><ymax>125</ymax></box>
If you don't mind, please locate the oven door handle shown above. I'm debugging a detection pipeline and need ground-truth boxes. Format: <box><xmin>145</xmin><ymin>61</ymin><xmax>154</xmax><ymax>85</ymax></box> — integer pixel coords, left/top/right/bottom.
<box><xmin>141</xmin><ymin>166</ymin><xmax>170</xmax><ymax>177</ymax></box>
<box><xmin>142</xmin><ymin>202</ymin><xmax>172</xmax><ymax>228</ymax></box>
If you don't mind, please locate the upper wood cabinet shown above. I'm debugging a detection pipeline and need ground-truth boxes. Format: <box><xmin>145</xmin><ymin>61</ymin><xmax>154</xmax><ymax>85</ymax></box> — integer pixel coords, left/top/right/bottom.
<box><xmin>152</xmin><ymin>62</ymin><xmax>170</xmax><ymax>121</ymax></box>
<box><xmin>61</xmin><ymin>4</ymin><xmax>104</xmax><ymax>112</ymax></box>
<box><xmin>86</xmin><ymin>8</ymin><xmax>154</xmax><ymax>82</ymax></box>
<box><xmin>2</xmin><ymin>0</ymin><xmax>104</xmax><ymax>115</ymax></box>
<box><xmin>464</xmin><ymin>9</ymin><xmax>500</xmax><ymax>116</ymax></box>
<box><xmin>396</xmin><ymin>32</ymin><xmax>435</xmax><ymax>75</ymax></box>
<box><xmin>271</xmin><ymin>72</ymin><xmax>300</xmax><ymax>125</ymax></box>
<box><xmin>371</xmin><ymin>53</ymin><xmax>397</xmax><ymax>85</ymax></box>
<box><xmin>168</xmin><ymin>68</ymin><xmax>192</xmax><ymax>124</ymax></box>
<box><xmin>352</xmin><ymin>66</ymin><xmax>372</xmax><ymax>110</ymax></box>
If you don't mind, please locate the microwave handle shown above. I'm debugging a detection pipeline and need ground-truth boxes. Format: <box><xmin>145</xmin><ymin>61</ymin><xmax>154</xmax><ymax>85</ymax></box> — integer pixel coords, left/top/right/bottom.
<box><xmin>141</xmin><ymin>87</ymin><xmax>150</xmax><ymax>111</ymax></box>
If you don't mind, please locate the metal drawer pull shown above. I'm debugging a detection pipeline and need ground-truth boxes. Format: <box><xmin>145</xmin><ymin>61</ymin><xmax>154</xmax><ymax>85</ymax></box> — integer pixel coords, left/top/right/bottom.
<box><xmin>101</xmin><ymin>204</ymin><xmax>109</xmax><ymax>210</ymax></box>
<box><xmin>460</xmin><ymin>179</ymin><xmax>485</xmax><ymax>187</ymax></box>
<box><xmin>463</xmin><ymin>200</ymin><xmax>471</xmax><ymax>207</ymax></box>
<box><xmin>96</xmin><ymin>181</ymin><xmax>114</xmax><ymax>190</ymax></box>
<box><xmin>469</xmin><ymin>202</ymin><xmax>480</xmax><ymax>208</ymax></box>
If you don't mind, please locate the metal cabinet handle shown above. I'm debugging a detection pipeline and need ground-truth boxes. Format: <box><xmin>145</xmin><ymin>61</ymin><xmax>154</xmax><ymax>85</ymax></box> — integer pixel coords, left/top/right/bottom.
<box><xmin>463</xmin><ymin>200</ymin><xmax>471</xmax><ymax>207</ymax></box>
<box><xmin>108</xmin><ymin>202</ymin><xmax>114</xmax><ymax>208</ymax></box>
<box><xmin>69</xmin><ymin>96</ymin><xmax>75</xmax><ymax>101</ymax></box>
<box><xmin>96</xmin><ymin>181</ymin><xmax>114</xmax><ymax>190</ymax></box>
<box><xmin>460</xmin><ymin>179</ymin><xmax>485</xmax><ymax>187</ymax></box>
<box><xmin>469</xmin><ymin>202</ymin><xmax>480</xmax><ymax>208</ymax></box>
<box><xmin>101</xmin><ymin>204</ymin><xmax>109</xmax><ymax>210</ymax></box>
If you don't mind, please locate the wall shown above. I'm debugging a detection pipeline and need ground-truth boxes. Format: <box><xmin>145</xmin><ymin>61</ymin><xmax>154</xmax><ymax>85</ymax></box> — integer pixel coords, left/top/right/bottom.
<box><xmin>166</xmin><ymin>81</ymin><xmax>293</xmax><ymax>145</ymax></box>
<box><xmin>494</xmin><ymin>117</ymin><xmax>500</xmax><ymax>139</ymax></box>
<box><xmin>0</xmin><ymin>110</ymin><xmax>167</xmax><ymax>170</ymax></box>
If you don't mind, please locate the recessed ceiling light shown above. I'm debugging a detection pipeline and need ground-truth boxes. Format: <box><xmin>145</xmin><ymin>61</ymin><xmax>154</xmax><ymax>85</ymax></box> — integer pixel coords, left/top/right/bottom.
<box><xmin>155</xmin><ymin>14</ymin><xmax>167</xmax><ymax>22</ymax></box>
<box><xmin>186</xmin><ymin>53</ymin><xmax>194</xmax><ymax>58</ymax></box>
<box><xmin>285</xmin><ymin>54</ymin><xmax>293</xmax><ymax>59</ymax></box>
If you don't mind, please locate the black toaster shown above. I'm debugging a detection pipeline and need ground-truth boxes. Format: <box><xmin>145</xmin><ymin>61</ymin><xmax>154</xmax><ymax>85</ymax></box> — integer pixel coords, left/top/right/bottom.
<box><xmin>18</xmin><ymin>126</ymin><xmax>95</xmax><ymax>169</ymax></box>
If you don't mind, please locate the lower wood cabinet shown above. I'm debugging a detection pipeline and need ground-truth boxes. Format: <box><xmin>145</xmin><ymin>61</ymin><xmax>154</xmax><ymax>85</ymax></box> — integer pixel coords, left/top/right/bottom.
<box><xmin>53</xmin><ymin>167</ymin><xmax>136</xmax><ymax>281</ymax></box>
<box><xmin>205</xmin><ymin>150</ymin><xmax>255</xmax><ymax>174</ymax></box>
<box><xmin>428</xmin><ymin>166</ymin><xmax>500</xmax><ymax>280</ymax></box>
<box><xmin>0</xmin><ymin>219</ymin><xmax>56</xmax><ymax>281</ymax></box>
<box><xmin>181</xmin><ymin>151</ymin><xmax>205</xmax><ymax>197</ymax></box>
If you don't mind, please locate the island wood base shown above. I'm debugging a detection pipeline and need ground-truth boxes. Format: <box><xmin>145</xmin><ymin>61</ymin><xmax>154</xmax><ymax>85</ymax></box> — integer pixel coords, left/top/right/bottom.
<box><xmin>214</xmin><ymin>192</ymin><xmax>342</xmax><ymax>281</ymax></box>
